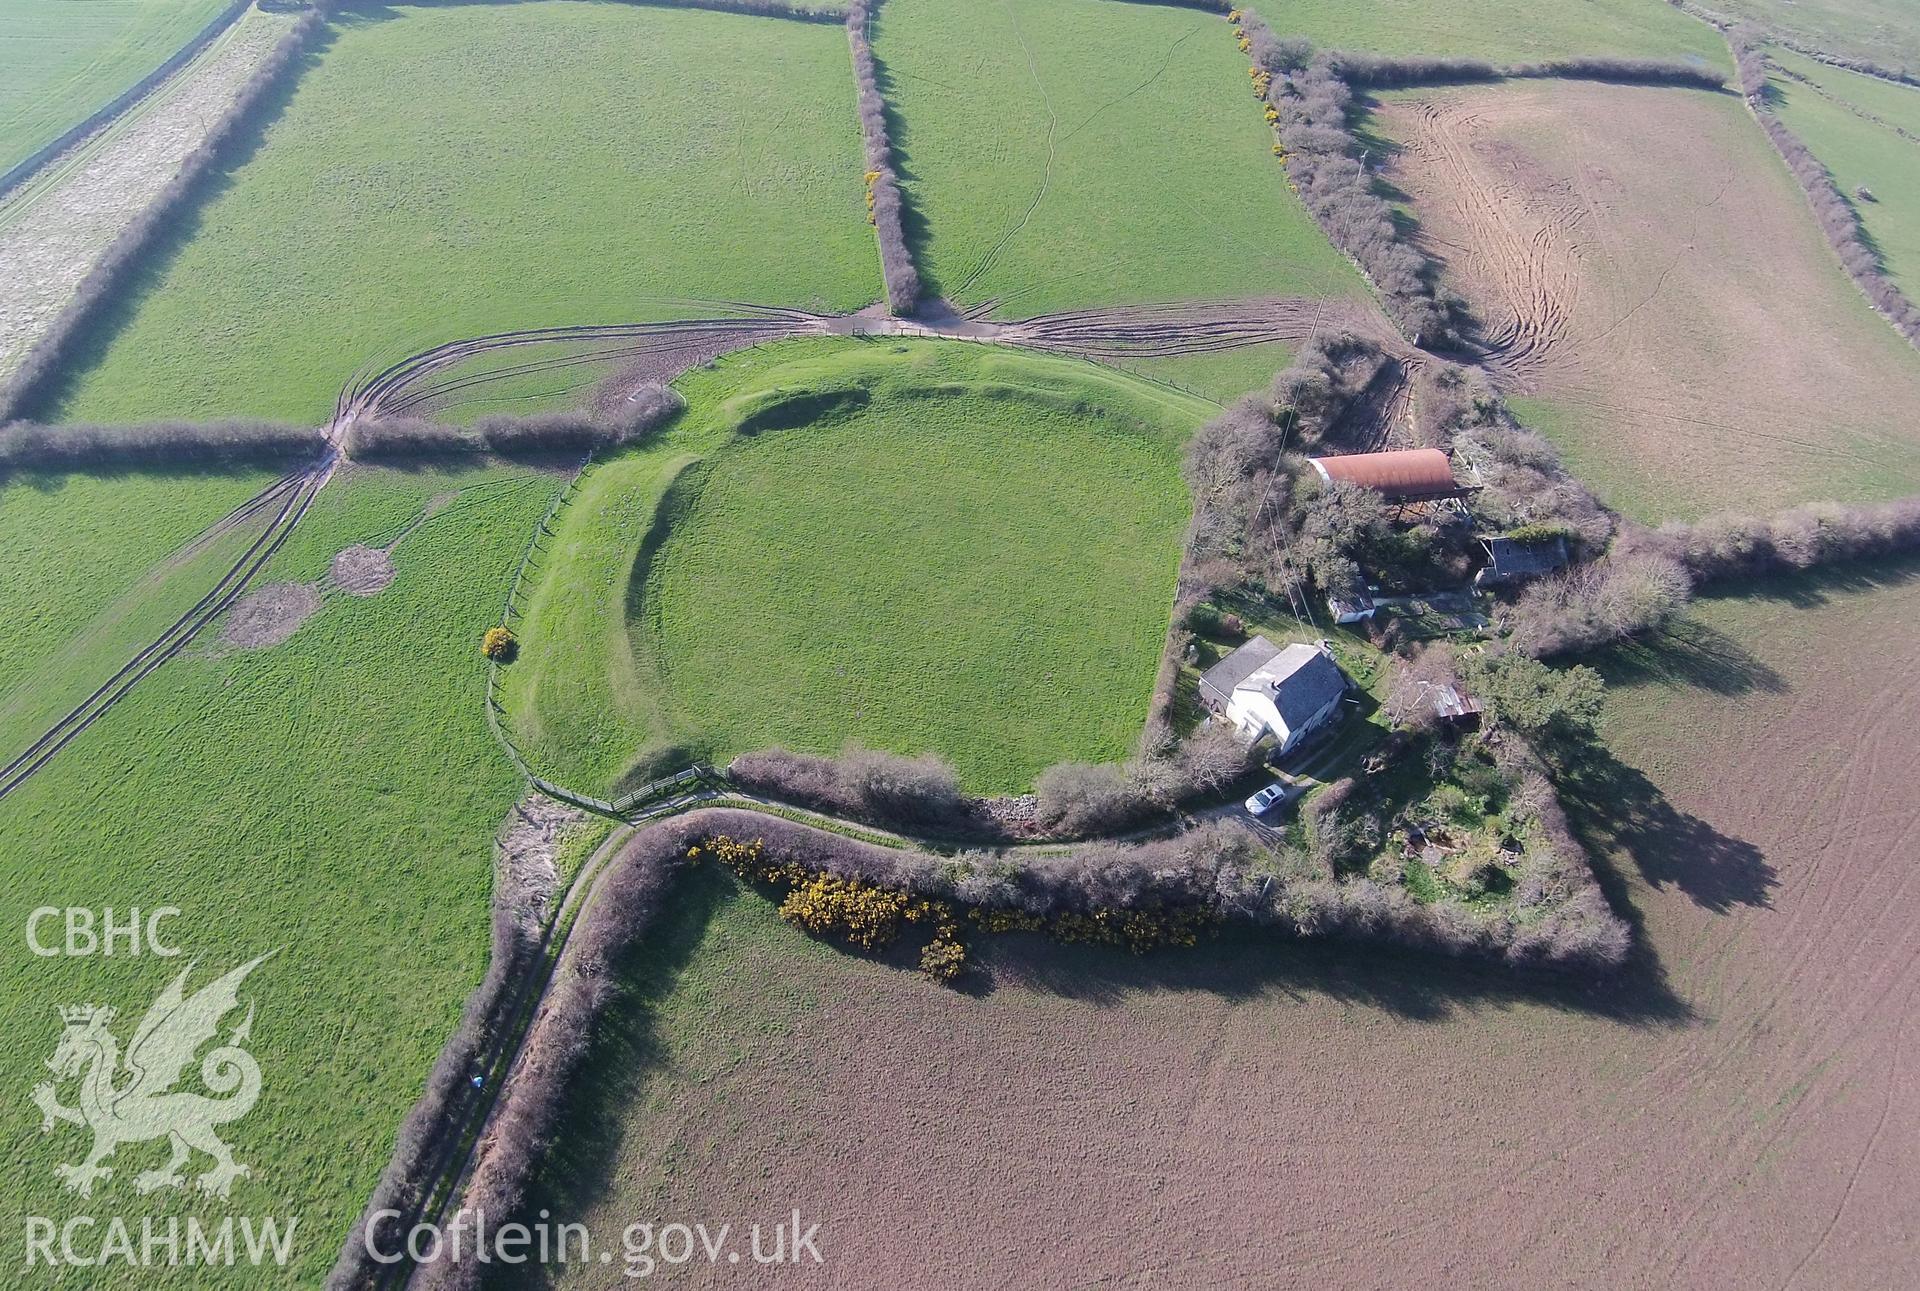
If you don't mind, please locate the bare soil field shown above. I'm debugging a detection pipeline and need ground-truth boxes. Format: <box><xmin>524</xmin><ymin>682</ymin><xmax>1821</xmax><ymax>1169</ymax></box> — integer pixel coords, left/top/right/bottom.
<box><xmin>523</xmin><ymin>561</ymin><xmax>1920</xmax><ymax>1288</ymax></box>
<box><xmin>1376</xmin><ymin>80</ymin><xmax>1920</xmax><ymax>520</ymax></box>
<box><xmin>0</xmin><ymin>5</ymin><xmax>294</xmax><ymax>380</ymax></box>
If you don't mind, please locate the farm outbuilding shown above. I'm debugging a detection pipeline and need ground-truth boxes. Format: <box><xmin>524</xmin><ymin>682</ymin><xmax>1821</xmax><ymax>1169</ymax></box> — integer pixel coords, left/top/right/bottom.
<box><xmin>1198</xmin><ymin>636</ymin><xmax>1350</xmax><ymax>754</ymax></box>
<box><xmin>1309</xmin><ymin>448</ymin><xmax>1468</xmax><ymax>503</ymax></box>
<box><xmin>1327</xmin><ymin>591</ymin><xmax>1377</xmax><ymax>624</ymax></box>
<box><xmin>1474</xmin><ymin>535</ymin><xmax>1570</xmax><ymax>587</ymax></box>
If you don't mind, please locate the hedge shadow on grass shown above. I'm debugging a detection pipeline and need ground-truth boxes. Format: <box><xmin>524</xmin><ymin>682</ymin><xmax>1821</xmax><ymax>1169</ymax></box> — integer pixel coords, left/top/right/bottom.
<box><xmin>1693</xmin><ymin>549</ymin><xmax>1920</xmax><ymax>612</ymax></box>
<box><xmin>513</xmin><ymin>862</ymin><xmax>734</xmax><ymax>1238</ymax></box>
<box><xmin>1596</xmin><ymin>618</ymin><xmax>1787</xmax><ymax>697</ymax></box>
<box><xmin>15</xmin><ymin>20</ymin><xmax>341</xmax><ymax>422</ymax></box>
<box><xmin>979</xmin><ymin>915</ymin><xmax>1690</xmax><ymax>1027</ymax></box>
<box><xmin>0</xmin><ymin>456</ymin><xmax>311</xmax><ymax>494</ymax></box>
<box><xmin>857</xmin><ymin>3</ymin><xmax>938</xmax><ymax>302</ymax></box>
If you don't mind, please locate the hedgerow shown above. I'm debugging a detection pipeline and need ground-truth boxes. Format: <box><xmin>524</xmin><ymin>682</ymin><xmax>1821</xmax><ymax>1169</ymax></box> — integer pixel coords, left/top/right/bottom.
<box><xmin>621</xmin><ymin>0</ymin><xmax>847</xmax><ymax>20</ymax></box>
<box><xmin>727</xmin><ymin>745</ymin><xmax>972</xmax><ymax>830</ymax></box>
<box><xmin>731</xmin><ymin>727</ymin><xmax>1256</xmax><ymax>842</ymax></box>
<box><xmin>327</xmin><ymin>795</ymin><xmax>560</xmax><ymax>1291</ymax></box>
<box><xmin>1627</xmin><ymin>495</ymin><xmax>1920</xmax><ymax>583</ymax></box>
<box><xmin>1324</xmin><ymin>51</ymin><xmax>1725</xmax><ymax>91</ymax></box>
<box><xmin>0</xmin><ymin>418</ymin><xmax>322</xmax><ymax>471</ymax></box>
<box><xmin>342</xmin><ymin>386</ymin><xmax>681</xmax><ymax>459</ymax></box>
<box><xmin>1231</xmin><ymin>14</ymin><xmax>1723</xmax><ymax>348</ymax></box>
<box><xmin>1441</xmin><ymin>367</ymin><xmax>1616</xmax><ymax>549</ymax></box>
<box><xmin>1236</xmin><ymin>21</ymin><xmax>1470</xmax><ymax>348</ymax></box>
<box><xmin>1269</xmin><ymin>329</ymin><xmax>1391</xmax><ymax>449</ymax></box>
<box><xmin>1729</xmin><ymin>27</ymin><xmax>1920</xmax><ymax>345</ymax></box>
<box><xmin>0</xmin><ymin>13</ymin><xmax>325</xmax><ymax>424</ymax></box>
<box><xmin>847</xmin><ymin>0</ymin><xmax>920</xmax><ymax>314</ymax></box>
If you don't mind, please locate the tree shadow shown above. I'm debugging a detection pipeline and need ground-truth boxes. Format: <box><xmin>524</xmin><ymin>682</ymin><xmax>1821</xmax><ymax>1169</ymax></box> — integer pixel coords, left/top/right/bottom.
<box><xmin>1598</xmin><ymin>617</ymin><xmax>1787</xmax><ymax>696</ymax></box>
<box><xmin>1554</xmin><ymin>732</ymin><xmax>1777</xmax><ymax>915</ymax></box>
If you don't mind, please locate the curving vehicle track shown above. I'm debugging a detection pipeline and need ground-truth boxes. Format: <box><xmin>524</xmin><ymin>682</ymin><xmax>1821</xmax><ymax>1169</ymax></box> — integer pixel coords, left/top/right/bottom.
<box><xmin>1389</xmin><ymin>98</ymin><xmax>1585</xmax><ymax>390</ymax></box>
<box><xmin>0</xmin><ymin>454</ymin><xmax>333</xmax><ymax>803</ymax></box>
<box><xmin>0</xmin><ymin>291</ymin><xmax>1418</xmax><ymax>805</ymax></box>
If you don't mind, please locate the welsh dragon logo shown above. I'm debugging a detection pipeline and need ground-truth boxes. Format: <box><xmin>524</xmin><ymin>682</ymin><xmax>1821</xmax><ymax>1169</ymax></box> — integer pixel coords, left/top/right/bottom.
<box><xmin>32</xmin><ymin>954</ymin><xmax>271</xmax><ymax>1200</ymax></box>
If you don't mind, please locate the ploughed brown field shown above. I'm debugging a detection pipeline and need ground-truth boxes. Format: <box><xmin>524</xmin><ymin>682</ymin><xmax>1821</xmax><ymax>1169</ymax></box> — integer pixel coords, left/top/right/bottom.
<box><xmin>1374</xmin><ymin>80</ymin><xmax>1920</xmax><ymax>521</ymax></box>
<box><xmin>529</xmin><ymin>561</ymin><xmax>1920</xmax><ymax>1288</ymax></box>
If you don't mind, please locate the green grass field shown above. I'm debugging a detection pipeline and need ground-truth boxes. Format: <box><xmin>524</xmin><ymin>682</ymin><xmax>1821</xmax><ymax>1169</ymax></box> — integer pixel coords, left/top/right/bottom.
<box><xmin>1110</xmin><ymin>338</ymin><xmax>1294</xmax><ymax>404</ymax></box>
<box><xmin>0</xmin><ymin>460</ymin><xmax>563</xmax><ymax>1286</ymax></box>
<box><xmin>1265</xmin><ymin>0</ymin><xmax>1728</xmax><ymax>66</ymax></box>
<box><xmin>875</xmin><ymin>0</ymin><xmax>1365</xmax><ymax>332</ymax></box>
<box><xmin>501</xmin><ymin>338</ymin><xmax>1202</xmax><ymax>796</ymax></box>
<box><xmin>42</xmin><ymin>1</ymin><xmax>880</xmax><ymax>426</ymax></box>
<box><xmin>1771</xmin><ymin>50</ymin><xmax>1920</xmax><ymax>293</ymax></box>
<box><xmin>0</xmin><ymin>0</ymin><xmax>235</xmax><ymax>176</ymax></box>
<box><xmin>1712</xmin><ymin>0</ymin><xmax>1920</xmax><ymax>72</ymax></box>
<box><xmin>0</xmin><ymin>466</ymin><xmax>274</xmax><ymax>749</ymax></box>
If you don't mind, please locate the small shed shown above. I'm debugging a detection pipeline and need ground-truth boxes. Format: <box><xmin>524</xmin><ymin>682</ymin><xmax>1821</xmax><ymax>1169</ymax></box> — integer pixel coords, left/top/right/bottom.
<box><xmin>1428</xmin><ymin>682</ymin><xmax>1484</xmax><ymax>728</ymax></box>
<box><xmin>1327</xmin><ymin>591</ymin><xmax>1377</xmax><ymax>624</ymax></box>
<box><xmin>1308</xmin><ymin>448</ymin><xmax>1469</xmax><ymax>503</ymax></box>
<box><xmin>1475</xmin><ymin>535</ymin><xmax>1569</xmax><ymax>587</ymax></box>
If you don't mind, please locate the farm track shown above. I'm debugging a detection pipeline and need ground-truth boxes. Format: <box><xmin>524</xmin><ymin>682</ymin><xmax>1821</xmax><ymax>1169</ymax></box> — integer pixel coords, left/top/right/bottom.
<box><xmin>363</xmin><ymin>818</ymin><xmax>641</xmax><ymax>1291</ymax></box>
<box><xmin>0</xmin><ymin>453</ymin><xmax>332</xmax><ymax>804</ymax></box>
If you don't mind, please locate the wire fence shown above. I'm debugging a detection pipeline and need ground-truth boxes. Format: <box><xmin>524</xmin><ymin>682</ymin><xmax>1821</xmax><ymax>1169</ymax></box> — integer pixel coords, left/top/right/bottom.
<box><xmin>500</xmin><ymin>451</ymin><xmax>592</xmax><ymax>626</ymax></box>
<box><xmin>478</xmin><ymin>458</ymin><xmax>736</xmax><ymax>820</ymax></box>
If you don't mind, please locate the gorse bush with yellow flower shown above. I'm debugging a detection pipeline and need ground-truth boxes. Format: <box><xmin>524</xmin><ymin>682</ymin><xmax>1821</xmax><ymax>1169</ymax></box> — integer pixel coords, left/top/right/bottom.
<box><xmin>687</xmin><ymin>833</ymin><xmax>1220</xmax><ymax>982</ymax></box>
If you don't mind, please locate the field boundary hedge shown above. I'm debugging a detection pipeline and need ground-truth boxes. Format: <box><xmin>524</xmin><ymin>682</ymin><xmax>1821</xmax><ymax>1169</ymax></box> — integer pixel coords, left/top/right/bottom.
<box><xmin>411</xmin><ymin>802</ymin><xmax>1625</xmax><ymax>1286</ymax></box>
<box><xmin>342</xmin><ymin>386</ymin><xmax>682</xmax><ymax>460</ymax></box>
<box><xmin>0</xmin><ymin>0</ymin><xmax>252</xmax><ymax>201</ymax></box>
<box><xmin>847</xmin><ymin>0</ymin><xmax>921</xmax><ymax>313</ymax></box>
<box><xmin>1668</xmin><ymin>0</ymin><xmax>1920</xmax><ymax>90</ymax></box>
<box><xmin>1727</xmin><ymin>27</ymin><xmax>1920</xmax><ymax>346</ymax></box>
<box><xmin>0</xmin><ymin>11</ymin><xmax>324</xmax><ymax>424</ymax></box>
<box><xmin>0</xmin><ymin>418</ymin><xmax>323</xmax><ymax>471</ymax></box>
<box><xmin>1230</xmin><ymin>9</ymin><xmax>1723</xmax><ymax>350</ymax></box>
<box><xmin>326</xmin><ymin>797</ymin><xmax>570</xmax><ymax>1291</ymax></box>
<box><xmin>612</xmin><ymin>0</ymin><xmax>846</xmax><ymax>20</ymax></box>
<box><xmin>1325</xmin><ymin>51</ymin><xmax>1725</xmax><ymax>91</ymax></box>
<box><xmin>1234</xmin><ymin>12</ymin><xmax>1469</xmax><ymax>348</ymax></box>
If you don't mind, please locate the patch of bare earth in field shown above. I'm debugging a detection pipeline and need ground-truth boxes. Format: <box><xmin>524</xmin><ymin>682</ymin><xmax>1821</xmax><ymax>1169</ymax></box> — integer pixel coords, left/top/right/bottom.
<box><xmin>0</xmin><ymin>7</ymin><xmax>295</xmax><ymax>379</ymax></box>
<box><xmin>1377</xmin><ymin>81</ymin><xmax>1920</xmax><ymax>519</ymax></box>
<box><xmin>328</xmin><ymin>543</ymin><xmax>394</xmax><ymax>596</ymax></box>
<box><xmin>218</xmin><ymin>580</ymin><xmax>319</xmax><ymax>649</ymax></box>
<box><xmin>528</xmin><ymin>564</ymin><xmax>1920</xmax><ymax>1289</ymax></box>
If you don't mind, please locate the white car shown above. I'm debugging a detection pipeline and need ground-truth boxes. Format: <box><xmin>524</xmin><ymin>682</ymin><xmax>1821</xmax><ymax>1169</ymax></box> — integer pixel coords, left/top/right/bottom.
<box><xmin>1244</xmin><ymin>782</ymin><xmax>1289</xmax><ymax>816</ymax></box>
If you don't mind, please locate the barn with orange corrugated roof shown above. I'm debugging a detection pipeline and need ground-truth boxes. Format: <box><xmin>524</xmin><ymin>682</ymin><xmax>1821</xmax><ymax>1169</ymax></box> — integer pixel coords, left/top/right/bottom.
<box><xmin>1307</xmin><ymin>448</ymin><xmax>1470</xmax><ymax>503</ymax></box>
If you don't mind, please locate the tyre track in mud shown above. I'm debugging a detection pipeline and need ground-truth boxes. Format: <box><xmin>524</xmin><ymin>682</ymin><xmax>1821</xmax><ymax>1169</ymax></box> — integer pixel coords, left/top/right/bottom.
<box><xmin>1394</xmin><ymin>98</ymin><xmax>1583</xmax><ymax>390</ymax></box>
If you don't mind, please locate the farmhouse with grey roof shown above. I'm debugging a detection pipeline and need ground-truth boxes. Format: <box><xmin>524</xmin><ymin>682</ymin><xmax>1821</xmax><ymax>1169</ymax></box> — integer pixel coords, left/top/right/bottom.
<box><xmin>1198</xmin><ymin>636</ymin><xmax>1350</xmax><ymax>754</ymax></box>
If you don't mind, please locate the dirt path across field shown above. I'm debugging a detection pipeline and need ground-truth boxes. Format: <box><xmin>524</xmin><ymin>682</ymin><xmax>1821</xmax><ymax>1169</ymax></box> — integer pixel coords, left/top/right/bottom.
<box><xmin>0</xmin><ymin>6</ymin><xmax>297</xmax><ymax>382</ymax></box>
<box><xmin>353</xmin><ymin>295</ymin><xmax>1420</xmax><ymax>442</ymax></box>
